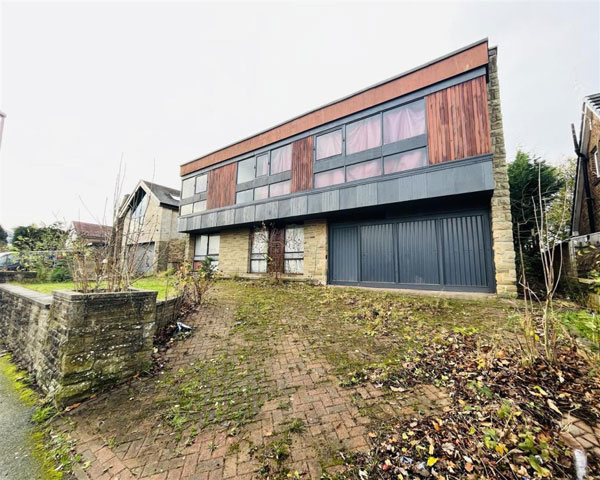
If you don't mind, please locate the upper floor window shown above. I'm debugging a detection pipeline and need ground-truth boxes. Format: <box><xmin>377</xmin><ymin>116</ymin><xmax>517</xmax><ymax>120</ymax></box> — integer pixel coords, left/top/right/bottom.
<box><xmin>346</xmin><ymin>114</ymin><xmax>381</xmax><ymax>155</ymax></box>
<box><xmin>316</xmin><ymin>130</ymin><xmax>342</xmax><ymax>160</ymax></box>
<box><xmin>180</xmin><ymin>203</ymin><xmax>193</xmax><ymax>216</ymax></box>
<box><xmin>256</xmin><ymin>153</ymin><xmax>269</xmax><ymax>177</ymax></box>
<box><xmin>131</xmin><ymin>193</ymin><xmax>149</xmax><ymax>231</ymax></box>
<box><xmin>593</xmin><ymin>146</ymin><xmax>599</xmax><ymax>177</ymax></box>
<box><xmin>269</xmin><ymin>180</ymin><xmax>291</xmax><ymax>198</ymax></box>
<box><xmin>314</xmin><ymin>168</ymin><xmax>344</xmax><ymax>188</ymax></box>
<box><xmin>236</xmin><ymin>189</ymin><xmax>254</xmax><ymax>204</ymax></box>
<box><xmin>182</xmin><ymin>177</ymin><xmax>195</xmax><ymax>199</ymax></box>
<box><xmin>383</xmin><ymin>100</ymin><xmax>426</xmax><ymax>145</ymax></box>
<box><xmin>196</xmin><ymin>174</ymin><xmax>208</xmax><ymax>193</ymax></box>
<box><xmin>270</xmin><ymin>144</ymin><xmax>292</xmax><ymax>174</ymax></box>
<box><xmin>384</xmin><ymin>148</ymin><xmax>428</xmax><ymax>174</ymax></box>
<box><xmin>237</xmin><ymin>158</ymin><xmax>255</xmax><ymax>184</ymax></box>
<box><xmin>346</xmin><ymin>159</ymin><xmax>382</xmax><ymax>182</ymax></box>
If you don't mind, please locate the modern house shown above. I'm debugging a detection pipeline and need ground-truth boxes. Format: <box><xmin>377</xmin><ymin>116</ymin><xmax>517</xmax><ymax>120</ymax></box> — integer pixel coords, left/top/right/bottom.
<box><xmin>118</xmin><ymin>180</ymin><xmax>186</xmax><ymax>274</ymax></box>
<box><xmin>178</xmin><ymin>39</ymin><xmax>517</xmax><ymax>294</ymax></box>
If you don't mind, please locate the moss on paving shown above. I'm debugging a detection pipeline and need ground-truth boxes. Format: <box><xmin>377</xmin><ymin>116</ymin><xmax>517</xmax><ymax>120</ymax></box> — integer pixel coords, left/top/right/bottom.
<box><xmin>0</xmin><ymin>354</ymin><xmax>73</xmax><ymax>480</ymax></box>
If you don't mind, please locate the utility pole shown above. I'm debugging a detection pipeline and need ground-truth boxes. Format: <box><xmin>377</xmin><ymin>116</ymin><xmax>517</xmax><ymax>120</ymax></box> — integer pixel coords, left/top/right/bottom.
<box><xmin>0</xmin><ymin>111</ymin><xmax>5</xmax><ymax>151</ymax></box>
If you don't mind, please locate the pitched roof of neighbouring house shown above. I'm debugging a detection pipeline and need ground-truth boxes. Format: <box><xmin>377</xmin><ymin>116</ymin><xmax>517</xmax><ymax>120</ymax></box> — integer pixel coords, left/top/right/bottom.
<box><xmin>584</xmin><ymin>93</ymin><xmax>600</xmax><ymax>120</ymax></box>
<box><xmin>143</xmin><ymin>180</ymin><xmax>181</xmax><ymax>209</ymax></box>
<box><xmin>71</xmin><ymin>221</ymin><xmax>112</xmax><ymax>240</ymax></box>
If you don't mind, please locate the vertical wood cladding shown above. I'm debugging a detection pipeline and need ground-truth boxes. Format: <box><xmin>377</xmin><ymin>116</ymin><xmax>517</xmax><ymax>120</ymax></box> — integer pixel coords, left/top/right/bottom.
<box><xmin>206</xmin><ymin>162</ymin><xmax>236</xmax><ymax>210</ymax></box>
<box><xmin>426</xmin><ymin>76</ymin><xmax>491</xmax><ymax>165</ymax></box>
<box><xmin>291</xmin><ymin>136</ymin><xmax>314</xmax><ymax>193</ymax></box>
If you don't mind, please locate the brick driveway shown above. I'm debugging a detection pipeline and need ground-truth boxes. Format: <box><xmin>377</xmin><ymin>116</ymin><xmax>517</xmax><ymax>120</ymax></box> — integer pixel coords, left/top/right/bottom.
<box><xmin>62</xmin><ymin>285</ymin><xmax>450</xmax><ymax>480</ymax></box>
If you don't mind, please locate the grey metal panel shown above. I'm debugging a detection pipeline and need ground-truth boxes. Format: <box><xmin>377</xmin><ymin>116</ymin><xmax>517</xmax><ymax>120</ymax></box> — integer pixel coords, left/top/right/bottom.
<box><xmin>202</xmin><ymin>212</ymin><xmax>218</xmax><ymax>228</ymax></box>
<box><xmin>290</xmin><ymin>196</ymin><xmax>308</xmax><ymax>216</ymax></box>
<box><xmin>360</xmin><ymin>223</ymin><xmax>396</xmax><ymax>282</ymax></box>
<box><xmin>234</xmin><ymin>206</ymin><xmax>255</xmax><ymax>224</ymax></box>
<box><xmin>330</xmin><ymin>227</ymin><xmax>359</xmax><ymax>282</ymax></box>
<box><xmin>314</xmin><ymin>156</ymin><xmax>346</xmax><ymax>173</ymax></box>
<box><xmin>440</xmin><ymin>214</ymin><xmax>490</xmax><ymax>287</ymax></box>
<box><xmin>397</xmin><ymin>219</ymin><xmax>440</xmax><ymax>284</ymax></box>
<box><xmin>345</xmin><ymin>147</ymin><xmax>383</xmax><ymax>166</ymax></box>
<box><xmin>255</xmin><ymin>201</ymin><xmax>279</xmax><ymax>222</ymax></box>
<box><xmin>382</xmin><ymin>134</ymin><xmax>427</xmax><ymax>156</ymax></box>
<box><xmin>180</xmin><ymin>157</ymin><xmax>494</xmax><ymax>234</ymax></box>
<box><xmin>356</xmin><ymin>183</ymin><xmax>378</xmax><ymax>208</ymax></box>
<box><xmin>278</xmin><ymin>198</ymin><xmax>292</xmax><ymax>218</ymax></box>
<box><xmin>217</xmin><ymin>208</ymin><xmax>235</xmax><ymax>227</ymax></box>
<box><xmin>328</xmin><ymin>209</ymin><xmax>494</xmax><ymax>292</ymax></box>
<box><xmin>307</xmin><ymin>190</ymin><xmax>340</xmax><ymax>214</ymax></box>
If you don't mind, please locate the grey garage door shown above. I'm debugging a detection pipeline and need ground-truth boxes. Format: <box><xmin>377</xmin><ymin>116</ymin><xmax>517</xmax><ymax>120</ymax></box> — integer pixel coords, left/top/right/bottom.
<box><xmin>329</xmin><ymin>211</ymin><xmax>495</xmax><ymax>292</ymax></box>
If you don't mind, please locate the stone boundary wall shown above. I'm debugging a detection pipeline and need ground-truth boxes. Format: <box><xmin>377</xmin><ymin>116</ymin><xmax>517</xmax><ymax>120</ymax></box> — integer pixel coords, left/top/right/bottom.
<box><xmin>0</xmin><ymin>271</ymin><xmax>37</xmax><ymax>283</ymax></box>
<box><xmin>0</xmin><ymin>285</ymin><xmax>182</xmax><ymax>406</ymax></box>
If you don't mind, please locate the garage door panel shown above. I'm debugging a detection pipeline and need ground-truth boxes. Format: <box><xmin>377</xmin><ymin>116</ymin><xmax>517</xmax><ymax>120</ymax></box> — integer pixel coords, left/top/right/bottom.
<box><xmin>329</xmin><ymin>210</ymin><xmax>493</xmax><ymax>292</ymax></box>
<box><xmin>398</xmin><ymin>219</ymin><xmax>439</xmax><ymax>285</ymax></box>
<box><xmin>330</xmin><ymin>227</ymin><xmax>359</xmax><ymax>282</ymax></box>
<box><xmin>441</xmin><ymin>214</ymin><xmax>489</xmax><ymax>287</ymax></box>
<box><xmin>360</xmin><ymin>224</ymin><xmax>395</xmax><ymax>283</ymax></box>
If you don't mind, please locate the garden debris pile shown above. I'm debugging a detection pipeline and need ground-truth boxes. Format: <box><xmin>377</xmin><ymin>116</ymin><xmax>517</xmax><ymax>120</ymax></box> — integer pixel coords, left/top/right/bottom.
<box><xmin>342</xmin><ymin>333</ymin><xmax>600</xmax><ymax>479</ymax></box>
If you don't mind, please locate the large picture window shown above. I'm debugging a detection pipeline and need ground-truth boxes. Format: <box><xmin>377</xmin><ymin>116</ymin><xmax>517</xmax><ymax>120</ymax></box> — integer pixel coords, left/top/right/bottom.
<box><xmin>383</xmin><ymin>148</ymin><xmax>428</xmax><ymax>175</ymax></box>
<box><xmin>194</xmin><ymin>234</ymin><xmax>220</xmax><ymax>269</ymax></box>
<box><xmin>250</xmin><ymin>227</ymin><xmax>268</xmax><ymax>273</ymax></box>
<box><xmin>284</xmin><ymin>225</ymin><xmax>304</xmax><ymax>274</ymax></box>
<box><xmin>314</xmin><ymin>168</ymin><xmax>345</xmax><ymax>188</ymax></box>
<box><xmin>269</xmin><ymin>180</ymin><xmax>291</xmax><ymax>198</ymax></box>
<box><xmin>237</xmin><ymin>158</ymin><xmax>255</xmax><ymax>184</ymax></box>
<box><xmin>316</xmin><ymin>130</ymin><xmax>342</xmax><ymax>160</ymax></box>
<box><xmin>383</xmin><ymin>100</ymin><xmax>426</xmax><ymax>145</ymax></box>
<box><xmin>270</xmin><ymin>144</ymin><xmax>292</xmax><ymax>174</ymax></box>
<box><xmin>346</xmin><ymin>159</ymin><xmax>382</xmax><ymax>182</ymax></box>
<box><xmin>346</xmin><ymin>115</ymin><xmax>381</xmax><ymax>155</ymax></box>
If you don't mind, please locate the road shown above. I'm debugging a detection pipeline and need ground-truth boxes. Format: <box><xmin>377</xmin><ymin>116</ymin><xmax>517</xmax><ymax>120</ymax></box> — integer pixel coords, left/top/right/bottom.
<box><xmin>0</xmin><ymin>355</ymin><xmax>42</xmax><ymax>479</ymax></box>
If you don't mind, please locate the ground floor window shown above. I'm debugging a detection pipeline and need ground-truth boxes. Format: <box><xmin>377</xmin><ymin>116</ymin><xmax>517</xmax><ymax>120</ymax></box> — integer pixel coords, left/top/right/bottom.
<box><xmin>284</xmin><ymin>225</ymin><xmax>304</xmax><ymax>273</ymax></box>
<box><xmin>249</xmin><ymin>224</ymin><xmax>304</xmax><ymax>274</ymax></box>
<box><xmin>250</xmin><ymin>227</ymin><xmax>268</xmax><ymax>273</ymax></box>
<box><xmin>194</xmin><ymin>234</ymin><xmax>220</xmax><ymax>269</ymax></box>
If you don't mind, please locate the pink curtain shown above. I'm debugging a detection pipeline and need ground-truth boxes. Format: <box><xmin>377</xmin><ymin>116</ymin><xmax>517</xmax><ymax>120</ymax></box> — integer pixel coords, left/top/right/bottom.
<box><xmin>316</xmin><ymin>130</ymin><xmax>342</xmax><ymax>159</ymax></box>
<box><xmin>269</xmin><ymin>180</ymin><xmax>291</xmax><ymax>197</ymax></box>
<box><xmin>315</xmin><ymin>168</ymin><xmax>345</xmax><ymax>188</ymax></box>
<box><xmin>383</xmin><ymin>148</ymin><xmax>427</xmax><ymax>174</ymax></box>
<box><xmin>346</xmin><ymin>115</ymin><xmax>381</xmax><ymax>155</ymax></box>
<box><xmin>383</xmin><ymin>101</ymin><xmax>426</xmax><ymax>144</ymax></box>
<box><xmin>270</xmin><ymin>145</ymin><xmax>292</xmax><ymax>174</ymax></box>
<box><xmin>254</xmin><ymin>185</ymin><xmax>269</xmax><ymax>200</ymax></box>
<box><xmin>256</xmin><ymin>154</ymin><xmax>269</xmax><ymax>176</ymax></box>
<box><xmin>346</xmin><ymin>159</ymin><xmax>382</xmax><ymax>182</ymax></box>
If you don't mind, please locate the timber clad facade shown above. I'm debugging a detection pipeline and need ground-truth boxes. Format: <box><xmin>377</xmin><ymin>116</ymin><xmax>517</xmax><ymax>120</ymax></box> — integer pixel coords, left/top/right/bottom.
<box><xmin>179</xmin><ymin>40</ymin><xmax>517</xmax><ymax>294</ymax></box>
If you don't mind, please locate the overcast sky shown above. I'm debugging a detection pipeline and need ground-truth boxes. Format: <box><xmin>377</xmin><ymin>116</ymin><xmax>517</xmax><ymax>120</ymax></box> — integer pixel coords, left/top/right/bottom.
<box><xmin>0</xmin><ymin>0</ymin><xmax>598</xmax><ymax>230</ymax></box>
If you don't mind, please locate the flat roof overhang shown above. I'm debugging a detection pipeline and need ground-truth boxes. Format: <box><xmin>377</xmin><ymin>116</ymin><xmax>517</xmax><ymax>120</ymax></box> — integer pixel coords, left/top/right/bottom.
<box><xmin>179</xmin><ymin>154</ymin><xmax>494</xmax><ymax>234</ymax></box>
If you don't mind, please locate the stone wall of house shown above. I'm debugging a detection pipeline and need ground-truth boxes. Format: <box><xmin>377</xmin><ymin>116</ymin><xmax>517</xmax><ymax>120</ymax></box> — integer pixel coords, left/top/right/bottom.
<box><xmin>487</xmin><ymin>47</ymin><xmax>518</xmax><ymax>296</ymax></box>
<box><xmin>219</xmin><ymin>228</ymin><xmax>251</xmax><ymax>276</ymax></box>
<box><xmin>303</xmin><ymin>219</ymin><xmax>328</xmax><ymax>284</ymax></box>
<box><xmin>0</xmin><ymin>285</ymin><xmax>180</xmax><ymax>407</ymax></box>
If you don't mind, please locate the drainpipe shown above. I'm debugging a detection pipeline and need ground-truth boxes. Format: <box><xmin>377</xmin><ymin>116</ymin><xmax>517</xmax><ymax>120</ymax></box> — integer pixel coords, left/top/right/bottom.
<box><xmin>572</xmin><ymin>123</ymin><xmax>596</xmax><ymax>233</ymax></box>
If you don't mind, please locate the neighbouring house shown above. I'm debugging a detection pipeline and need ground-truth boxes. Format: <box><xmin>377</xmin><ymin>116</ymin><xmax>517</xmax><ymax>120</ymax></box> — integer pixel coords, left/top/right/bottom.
<box><xmin>119</xmin><ymin>180</ymin><xmax>186</xmax><ymax>274</ymax></box>
<box><xmin>69</xmin><ymin>220</ymin><xmax>112</xmax><ymax>247</ymax></box>
<box><xmin>562</xmin><ymin>93</ymin><xmax>600</xmax><ymax>297</ymax></box>
<box><xmin>178</xmin><ymin>39</ymin><xmax>517</xmax><ymax>294</ymax></box>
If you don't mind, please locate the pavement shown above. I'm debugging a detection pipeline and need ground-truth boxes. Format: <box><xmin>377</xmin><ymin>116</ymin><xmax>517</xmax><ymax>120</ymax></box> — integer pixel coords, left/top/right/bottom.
<box><xmin>0</xmin><ymin>354</ymin><xmax>42</xmax><ymax>480</ymax></box>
